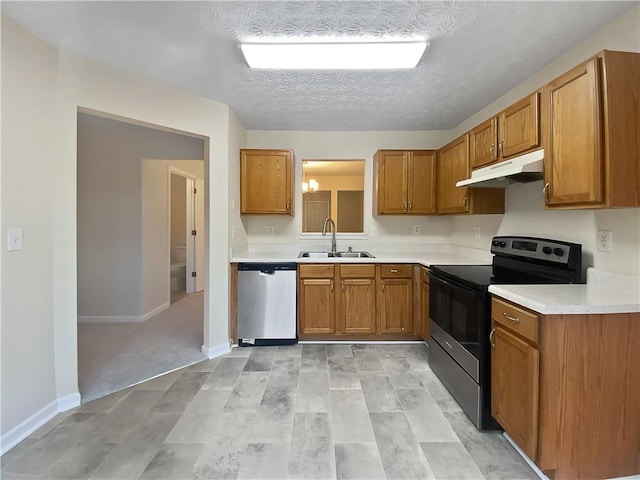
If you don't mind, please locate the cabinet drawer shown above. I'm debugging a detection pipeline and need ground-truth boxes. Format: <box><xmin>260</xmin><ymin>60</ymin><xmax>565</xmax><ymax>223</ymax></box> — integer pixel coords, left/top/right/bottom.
<box><xmin>299</xmin><ymin>264</ymin><xmax>335</xmax><ymax>278</ymax></box>
<box><xmin>380</xmin><ymin>264</ymin><xmax>413</xmax><ymax>278</ymax></box>
<box><xmin>492</xmin><ymin>297</ymin><xmax>539</xmax><ymax>343</ymax></box>
<box><xmin>339</xmin><ymin>264</ymin><xmax>375</xmax><ymax>278</ymax></box>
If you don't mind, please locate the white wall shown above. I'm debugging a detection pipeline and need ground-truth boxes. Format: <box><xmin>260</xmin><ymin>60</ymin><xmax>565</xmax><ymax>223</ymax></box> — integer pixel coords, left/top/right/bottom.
<box><xmin>450</xmin><ymin>5</ymin><xmax>640</xmax><ymax>276</ymax></box>
<box><xmin>77</xmin><ymin>113</ymin><xmax>204</xmax><ymax>318</ymax></box>
<box><xmin>1</xmin><ymin>15</ymin><xmax>236</xmax><ymax>438</ymax></box>
<box><xmin>228</xmin><ymin>110</ymin><xmax>248</xmax><ymax>250</ymax></box>
<box><xmin>245</xmin><ymin>130</ymin><xmax>453</xmax><ymax>245</ymax></box>
<box><xmin>1</xmin><ymin>15</ymin><xmax>58</xmax><ymax>437</ymax></box>
<box><xmin>142</xmin><ymin>160</ymin><xmax>204</xmax><ymax>313</ymax></box>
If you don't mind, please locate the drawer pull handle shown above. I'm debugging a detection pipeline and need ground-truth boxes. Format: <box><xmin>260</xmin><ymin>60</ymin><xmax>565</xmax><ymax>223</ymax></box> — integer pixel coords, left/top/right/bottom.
<box><xmin>330</xmin><ymin>280</ymin><xmax>334</xmax><ymax>293</ymax></box>
<box><xmin>390</xmin><ymin>269</ymin><xmax>399</xmax><ymax>273</ymax></box>
<box><xmin>499</xmin><ymin>139</ymin><xmax>505</xmax><ymax>157</ymax></box>
<box><xmin>341</xmin><ymin>280</ymin><xmax>345</xmax><ymax>293</ymax></box>
<box><xmin>489</xmin><ymin>328</ymin><xmax>496</xmax><ymax>348</ymax></box>
<box><xmin>503</xmin><ymin>312</ymin><xmax>521</xmax><ymax>323</ymax></box>
<box><xmin>542</xmin><ymin>182</ymin><xmax>550</xmax><ymax>202</ymax></box>
<box><xmin>381</xmin><ymin>280</ymin><xmax>385</xmax><ymax>293</ymax></box>
<box><xmin>445</xmin><ymin>341</ymin><xmax>453</xmax><ymax>349</ymax></box>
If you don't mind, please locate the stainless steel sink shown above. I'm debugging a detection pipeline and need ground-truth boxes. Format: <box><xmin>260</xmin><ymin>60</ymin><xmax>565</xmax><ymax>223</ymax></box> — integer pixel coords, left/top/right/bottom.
<box><xmin>298</xmin><ymin>251</ymin><xmax>335</xmax><ymax>258</ymax></box>
<box><xmin>297</xmin><ymin>250</ymin><xmax>374</xmax><ymax>258</ymax></box>
<box><xmin>335</xmin><ymin>251</ymin><xmax>374</xmax><ymax>258</ymax></box>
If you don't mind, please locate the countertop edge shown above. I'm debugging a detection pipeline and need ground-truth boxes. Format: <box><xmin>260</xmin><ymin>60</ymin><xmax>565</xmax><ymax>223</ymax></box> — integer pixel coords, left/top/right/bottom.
<box><xmin>489</xmin><ymin>285</ymin><xmax>640</xmax><ymax>315</ymax></box>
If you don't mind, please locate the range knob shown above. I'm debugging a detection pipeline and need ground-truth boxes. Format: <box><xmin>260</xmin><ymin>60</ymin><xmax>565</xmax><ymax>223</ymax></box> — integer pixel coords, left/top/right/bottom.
<box><xmin>553</xmin><ymin>248</ymin><xmax>564</xmax><ymax>256</ymax></box>
<box><xmin>492</xmin><ymin>241</ymin><xmax>506</xmax><ymax>247</ymax></box>
<box><xmin>542</xmin><ymin>246</ymin><xmax>552</xmax><ymax>255</ymax></box>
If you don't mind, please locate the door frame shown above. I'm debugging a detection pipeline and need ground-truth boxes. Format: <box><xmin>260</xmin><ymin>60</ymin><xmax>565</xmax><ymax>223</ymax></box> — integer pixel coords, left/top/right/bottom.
<box><xmin>168</xmin><ymin>166</ymin><xmax>197</xmax><ymax>295</ymax></box>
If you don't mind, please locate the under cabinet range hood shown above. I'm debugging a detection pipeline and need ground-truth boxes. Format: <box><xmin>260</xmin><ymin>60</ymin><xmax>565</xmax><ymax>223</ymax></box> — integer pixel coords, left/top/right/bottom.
<box><xmin>456</xmin><ymin>149</ymin><xmax>544</xmax><ymax>188</ymax></box>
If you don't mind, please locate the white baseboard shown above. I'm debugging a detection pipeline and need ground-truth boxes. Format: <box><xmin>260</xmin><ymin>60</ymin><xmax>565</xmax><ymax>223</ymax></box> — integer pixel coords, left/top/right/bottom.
<box><xmin>78</xmin><ymin>303</ymin><xmax>169</xmax><ymax>323</ymax></box>
<box><xmin>202</xmin><ymin>341</ymin><xmax>231</xmax><ymax>359</ymax></box>
<box><xmin>57</xmin><ymin>392</ymin><xmax>81</xmax><ymax>412</ymax></box>
<box><xmin>0</xmin><ymin>400</ymin><xmax>58</xmax><ymax>455</ymax></box>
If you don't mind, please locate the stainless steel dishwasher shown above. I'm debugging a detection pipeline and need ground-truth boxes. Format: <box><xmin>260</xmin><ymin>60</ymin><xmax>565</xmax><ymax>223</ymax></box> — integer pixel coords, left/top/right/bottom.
<box><xmin>237</xmin><ymin>262</ymin><xmax>297</xmax><ymax>346</ymax></box>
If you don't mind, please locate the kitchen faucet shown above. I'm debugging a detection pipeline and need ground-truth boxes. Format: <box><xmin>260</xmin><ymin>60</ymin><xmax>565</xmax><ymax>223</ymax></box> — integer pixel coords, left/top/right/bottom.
<box><xmin>322</xmin><ymin>218</ymin><xmax>337</xmax><ymax>254</ymax></box>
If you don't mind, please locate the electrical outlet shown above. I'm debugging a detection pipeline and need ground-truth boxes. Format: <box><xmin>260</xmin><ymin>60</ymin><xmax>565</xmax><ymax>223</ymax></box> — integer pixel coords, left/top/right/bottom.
<box><xmin>232</xmin><ymin>226</ymin><xmax>236</xmax><ymax>239</ymax></box>
<box><xmin>474</xmin><ymin>226</ymin><xmax>480</xmax><ymax>239</ymax></box>
<box><xmin>597</xmin><ymin>230</ymin><xmax>612</xmax><ymax>252</ymax></box>
<box><xmin>371</xmin><ymin>226</ymin><xmax>378</xmax><ymax>236</ymax></box>
<box><xmin>232</xmin><ymin>197</ymin><xmax>236</xmax><ymax>211</ymax></box>
<box><xmin>413</xmin><ymin>224</ymin><xmax>421</xmax><ymax>235</ymax></box>
<box><xmin>267</xmin><ymin>225</ymin><xmax>274</xmax><ymax>236</ymax></box>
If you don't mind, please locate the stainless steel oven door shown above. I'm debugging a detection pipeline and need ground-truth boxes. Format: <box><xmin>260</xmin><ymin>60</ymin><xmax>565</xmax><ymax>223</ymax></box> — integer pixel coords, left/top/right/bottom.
<box><xmin>428</xmin><ymin>273</ymin><xmax>482</xmax><ymax>382</ymax></box>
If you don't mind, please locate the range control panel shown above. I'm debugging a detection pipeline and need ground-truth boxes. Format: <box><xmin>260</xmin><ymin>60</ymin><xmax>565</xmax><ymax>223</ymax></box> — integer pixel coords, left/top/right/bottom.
<box><xmin>490</xmin><ymin>236</ymin><xmax>581</xmax><ymax>266</ymax></box>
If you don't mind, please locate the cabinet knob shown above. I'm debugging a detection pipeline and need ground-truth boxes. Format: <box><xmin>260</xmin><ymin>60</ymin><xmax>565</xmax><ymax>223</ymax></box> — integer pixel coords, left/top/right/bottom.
<box><xmin>408</xmin><ymin>201</ymin><xmax>413</xmax><ymax>210</ymax></box>
<box><xmin>330</xmin><ymin>280</ymin><xmax>334</xmax><ymax>293</ymax></box>
<box><xmin>463</xmin><ymin>196</ymin><xmax>468</xmax><ymax>206</ymax></box>
<box><xmin>381</xmin><ymin>280</ymin><xmax>385</xmax><ymax>293</ymax></box>
<box><xmin>286</xmin><ymin>200</ymin><xmax>290</xmax><ymax>210</ymax></box>
<box><xmin>341</xmin><ymin>280</ymin><xmax>345</xmax><ymax>293</ymax></box>
<box><xmin>403</xmin><ymin>201</ymin><xmax>408</xmax><ymax>211</ymax></box>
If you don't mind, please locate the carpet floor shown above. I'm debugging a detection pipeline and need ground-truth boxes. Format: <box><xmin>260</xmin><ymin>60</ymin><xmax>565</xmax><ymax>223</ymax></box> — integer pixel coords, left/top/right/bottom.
<box><xmin>78</xmin><ymin>292</ymin><xmax>206</xmax><ymax>402</ymax></box>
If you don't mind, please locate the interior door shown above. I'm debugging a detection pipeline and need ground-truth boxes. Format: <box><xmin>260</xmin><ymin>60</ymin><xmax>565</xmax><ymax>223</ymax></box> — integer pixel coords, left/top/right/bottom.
<box><xmin>194</xmin><ymin>178</ymin><xmax>205</xmax><ymax>292</ymax></box>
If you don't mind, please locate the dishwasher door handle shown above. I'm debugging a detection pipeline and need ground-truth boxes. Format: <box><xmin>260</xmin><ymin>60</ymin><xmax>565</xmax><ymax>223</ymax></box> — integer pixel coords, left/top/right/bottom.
<box><xmin>258</xmin><ymin>270</ymin><xmax>276</xmax><ymax>276</ymax></box>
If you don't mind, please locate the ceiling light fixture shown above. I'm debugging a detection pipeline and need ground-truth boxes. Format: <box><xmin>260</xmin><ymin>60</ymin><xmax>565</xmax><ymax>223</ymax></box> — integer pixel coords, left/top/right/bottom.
<box><xmin>240</xmin><ymin>40</ymin><xmax>429</xmax><ymax>70</ymax></box>
<box><xmin>302</xmin><ymin>179</ymin><xmax>319</xmax><ymax>193</ymax></box>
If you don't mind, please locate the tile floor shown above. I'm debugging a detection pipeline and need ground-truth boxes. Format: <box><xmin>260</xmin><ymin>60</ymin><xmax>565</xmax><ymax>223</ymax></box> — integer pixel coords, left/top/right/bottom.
<box><xmin>1</xmin><ymin>344</ymin><xmax>537</xmax><ymax>480</ymax></box>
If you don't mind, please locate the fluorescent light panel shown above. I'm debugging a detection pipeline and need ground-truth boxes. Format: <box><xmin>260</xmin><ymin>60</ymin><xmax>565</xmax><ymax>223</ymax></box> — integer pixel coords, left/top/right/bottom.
<box><xmin>241</xmin><ymin>41</ymin><xmax>428</xmax><ymax>70</ymax></box>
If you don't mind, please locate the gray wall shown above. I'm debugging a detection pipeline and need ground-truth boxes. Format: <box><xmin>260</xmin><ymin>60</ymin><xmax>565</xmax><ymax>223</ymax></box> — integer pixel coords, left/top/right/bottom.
<box><xmin>77</xmin><ymin>113</ymin><xmax>204</xmax><ymax>317</ymax></box>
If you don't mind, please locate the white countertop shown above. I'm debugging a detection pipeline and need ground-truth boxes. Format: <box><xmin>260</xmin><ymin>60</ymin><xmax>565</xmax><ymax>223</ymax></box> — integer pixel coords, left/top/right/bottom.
<box><xmin>489</xmin><ymin>268</ymin><xmax>640</xmax><ymax>315</ymax></box>
<box><xmin>230</xmin><ymin>243</ymin><xmax>492</xmax><ymax>267</ymax></box>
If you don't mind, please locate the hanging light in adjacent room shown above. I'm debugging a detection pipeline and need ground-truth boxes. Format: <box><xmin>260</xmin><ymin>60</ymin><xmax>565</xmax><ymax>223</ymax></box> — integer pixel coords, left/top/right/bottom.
<box><xmin>302</xmin><ymin>178</ymin><xmax>319</xmax><ymax>193</ymax></box>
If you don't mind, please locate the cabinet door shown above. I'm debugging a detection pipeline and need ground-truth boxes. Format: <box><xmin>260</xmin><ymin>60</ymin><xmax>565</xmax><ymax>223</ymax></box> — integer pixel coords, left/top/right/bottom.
<box><xmin>491</xmin><ymin>326</ymin><xmax>540</xmax><ymax>460</ymax></box>
<box><xmin>437</xmin><ymin>135</ymin><xmax>470</xmax><ymax>214</ymax></box>
<box><xmin>498</xmin><ymin>93</ymin><xmax>540</xmax><ymax>159</ymax></box>
<box><xmin>420</xmin><ymin>277</ymin><xmax>430</xmax><ymax>340</ymax></box>
<box><xmin>379</xmin><ymin>278</ymin><xmax>413</xmax><ymax>333</ymax></box>
<box><xmin>376</xmin><ymin>151</ymin><xmax>409</xmax><ymax>214</ymax></box>
<box><xmin>542</xmin><ymin>58</ymin><xmax>603</xmax><ymax>206</ymax></box>
<box><xmin>408</xmin><ymin>151</ymin><xmax>437</xmax><ymax>214</ymax></box>
<box><xmin>299</xmin><ymin>278</ymin><xmax>335</xmax><ymax>335</ymax></box>
<box><xmin>340</xmin><ymin>278</ymin><xmax>376</xmax><ymax>334</ymax></box>
<box><xmin>470</xmin><ymin>117</ymin><xmax>498</xmax><ymax>169</ymax></box>
<box><xmin>240</xmin><ymin>149</ymin><xmax>293</xmax><ymax>214</ymax></box>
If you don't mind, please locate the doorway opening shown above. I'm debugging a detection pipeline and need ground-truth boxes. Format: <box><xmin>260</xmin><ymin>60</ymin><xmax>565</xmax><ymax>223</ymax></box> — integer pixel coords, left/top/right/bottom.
<box><xmin>76</xmin><ymin>111</ymin><xmax>208</xmax><ymax>402</ymax></box>
<box><xmin>169</xmin><ymin>168</ymin><xmax>205</xmax><ymax>304</ymax></box>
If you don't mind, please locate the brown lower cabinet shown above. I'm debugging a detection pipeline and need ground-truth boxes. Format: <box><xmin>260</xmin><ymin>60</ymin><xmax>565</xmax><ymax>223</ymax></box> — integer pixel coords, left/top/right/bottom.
<box><xmin>491</xmin><ymin>296</ymin><xmax>640</xmax><ymax>480</ymax></box>
<box><xmin>419</xmin><ymin>266</ymin><xmax>430</xmax><ymax>340</ymax></box>
<box><xmin>298</xmin><ymin>263</ymin><xmax>421</xmax><ymax>341</ymax></box>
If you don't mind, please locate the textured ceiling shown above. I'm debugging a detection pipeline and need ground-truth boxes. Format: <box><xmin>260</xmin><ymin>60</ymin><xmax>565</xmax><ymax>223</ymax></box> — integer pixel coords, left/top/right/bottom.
<box><xmin>2</xmin><ymin>1</ymin><xmax>635</xmax><ymax>131</ymax></box>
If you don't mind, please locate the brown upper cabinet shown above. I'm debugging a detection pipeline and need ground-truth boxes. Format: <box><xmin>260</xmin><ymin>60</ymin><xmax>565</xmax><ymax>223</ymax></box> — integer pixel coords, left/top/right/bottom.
<box><xmin>373</xmin><ymin>150</ymin><xmax>437</xmax><ymax>215</ymax></box>
<box><xmin>240</xmin><ymin>149</ymin><xmax>294</xmax><ymax>215</ymax></box>
<box><xmin>470</xmin><ymin>93</ymin><xmax>540</xmax><ymax>169</ymax></box>
<box><xmin>541</xmin><ymin>50</ymin><xmax>640</xmax><ymax>209</ymax></box>
<box><xmin>437</xmin><ymin>134</ymin><xmax>505</xmax><ymax>215</ymax></box>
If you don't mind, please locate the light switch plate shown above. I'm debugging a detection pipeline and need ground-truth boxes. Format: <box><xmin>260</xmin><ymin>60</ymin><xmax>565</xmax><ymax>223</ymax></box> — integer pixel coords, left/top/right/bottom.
<box><xmin>8</xmin><ymin>228</ymin><xmax>23</xmax><ymax>251</ymax></box>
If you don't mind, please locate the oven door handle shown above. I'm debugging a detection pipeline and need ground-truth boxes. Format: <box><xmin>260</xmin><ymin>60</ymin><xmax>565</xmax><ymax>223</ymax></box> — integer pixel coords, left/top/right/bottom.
<box><xmin>489</xmin><ymin>328</ymin><xmax>496</xmax><ymax>348</ymax></box>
